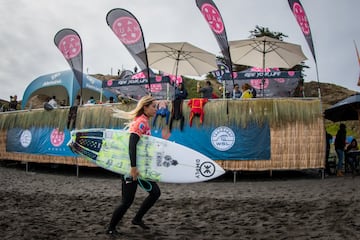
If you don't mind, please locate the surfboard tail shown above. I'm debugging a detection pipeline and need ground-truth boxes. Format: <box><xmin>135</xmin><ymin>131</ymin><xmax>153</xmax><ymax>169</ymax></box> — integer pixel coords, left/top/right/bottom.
<box><xmin>67</xmin><ymin>129</ymin><xmax>106</xmax><ymax>160</ymax></box>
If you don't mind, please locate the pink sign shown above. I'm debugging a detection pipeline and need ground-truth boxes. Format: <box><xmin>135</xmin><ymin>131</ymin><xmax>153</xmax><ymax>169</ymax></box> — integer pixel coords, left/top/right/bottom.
<box><xmin>200</xmin><ymin>3</ymin><xmax>224</xmax><ymax>34</ymax></box>
<box><xmin>50</xmin><ymin>129</ymin><xmax>65</xmax><ymax>147</ymax></box>
<box><xmin>292</xmin><ymin>3</ymin><xmax>310</xmax><ymax>35</ymax></box>
<box><xmin>132</xmin><ymin>72</ymin><xmax>146</xmax><ymax>79</ymax></box>
<box><xmin>112</xmin><ymin>17</ymin><xmax>142</xmax><ymax>44</ymax></box>
<box><xmin>250</xmin><ymin>79</ymin><xmax>269</xmax><ymax>90</ymax></box>
<box><xmin>249</xmin><ymin>67</ymin><xmax>281</xmax><ymax>89</ymax></box>
<box><xmin>107</xmin><ymin>80</ymin><xmax>114</xmax><ymax>87</ymax></box>
<box><xmin>58</xmin><ymin>34</ymin><xmax>81</xmax><ymax>59</ymax></box>
<box><xmin>288</xmin><ymin>71</ymin><xmax>295</xmax><ymax>77</ymax></box>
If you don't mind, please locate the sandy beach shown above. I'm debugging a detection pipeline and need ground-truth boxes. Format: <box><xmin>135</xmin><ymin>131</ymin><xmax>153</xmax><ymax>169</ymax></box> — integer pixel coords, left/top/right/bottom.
<box><xmin>1</xmin><ymin>163</ymin><xmax>360</xmax><ymax>240</ymax></box>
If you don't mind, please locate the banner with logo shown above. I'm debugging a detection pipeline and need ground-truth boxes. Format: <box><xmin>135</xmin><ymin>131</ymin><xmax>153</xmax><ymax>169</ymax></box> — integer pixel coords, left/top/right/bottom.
<box><xmin>213</xmin><ymin>68</ymin><xmax>301</xmax><ymax>80</ymax></box>
<box><xmin>214</xmin><ymin>67</ymin><xmax>301</xmax><ymax>97</ymax></box>
<box><xmin>103</xmin><ymin>74</ymin><xmax>174</xmax><ymax>100</ymax></box>
<box><xmin>153</xmin><ymin>123</ymin><xmax>271</xmax><ymax>160</ymax></box>
<box><xmin>106</xmin><ymin>8</ymin><xmax>150</xmax><ymax>81</ymax></box>
<box><xmin>6</xmin><ymin>127</ymin><xmax>76</xmax><ymax>157</ymax></box>
<box><xmin>6</xmin><ymin>123</ymin><xmax>270</xmax><ymax>160</ymax></box>
<box><xmin>54</xmin><ymin>29</ymin><xmax>83</xmax><ymax>100</ymax></box>
<box><xmin>196</xmin><ymin>0</ymin><xmax>233</xmax><ymax>81</ymax></box>
<box><xmin>232</xmin><ymin>78</ymin><xmax>299</xmax><ymax>98</ymax></box>
<box><xmin>288</xmin><ymin>0</ymin><xmax>317</xmax><ymax>63</ymax></box>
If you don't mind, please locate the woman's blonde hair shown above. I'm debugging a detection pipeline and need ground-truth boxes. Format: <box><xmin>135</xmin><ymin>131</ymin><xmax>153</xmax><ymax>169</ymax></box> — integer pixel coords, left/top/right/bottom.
<box><xmin>113</xmin><ymin>95</ymin><xmax>155</xmax><ymax>120</ymax></box>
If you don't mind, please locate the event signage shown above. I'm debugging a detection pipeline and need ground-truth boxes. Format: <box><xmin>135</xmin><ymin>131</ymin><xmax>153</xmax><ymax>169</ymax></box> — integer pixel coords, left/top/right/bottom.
<box><xmin>152</xmin><ymin>123</ymin><xmax>271</xmax><ymax>160</ymax></box>
<box><xmin>6</xmin><ymin>127</ymin><xmax>76</xmax><ymax>157</ymax></box>
<box><xmin>213</xmin><ymin>68</ymin><xmax>301</xmax><ymax>80</ymax></box>
<box><xmin>104</xmin><ymin>76</ymin><xmax>170</xmax><ymax>87</ymax></box>
<box><xmin>212</xmin><ymin>67</ymin><xmax>301</xmax><ymax>97</ymax></box>
<box><xmin>6</xmin><ymin>123</ymin><xmax>270</xmax><ymax>161</ymax></box>
<box><xmin>104</xmin><ymin>75</ymin><xmax>173</xmax><ymax>100</ymax></box>
<box><xmin>54</xmin><ymin>29</ymin><xmax>83</xmax><ymax>101</ymax></box>
<box><xmin>196</xmin><ymin>0</ymin><xmax>233</xmax><ymax>80</ymax></box>
<box><xmin>288</xmin><ymin>0</ymin><xmax>317</xmax><ymax>63</ymax></box>
<box><xmin>106</xmin><ymin>8</ymin><xmax>150</xmax><ymax>82</ymax></box>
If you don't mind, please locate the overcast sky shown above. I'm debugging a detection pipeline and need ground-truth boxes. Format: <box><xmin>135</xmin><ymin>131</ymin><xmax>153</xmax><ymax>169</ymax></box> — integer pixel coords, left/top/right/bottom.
<box><xmin>0</xmin><ymin>0</ymin><xmax>359</xmax><ymax>100</ymax></box>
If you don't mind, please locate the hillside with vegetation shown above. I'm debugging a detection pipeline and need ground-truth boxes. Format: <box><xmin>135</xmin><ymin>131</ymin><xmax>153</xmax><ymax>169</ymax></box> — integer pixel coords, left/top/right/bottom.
<box><xmin>303</xmin><ymin>81</ymin><xmax>359</xmax><ymax>138</ymax></box>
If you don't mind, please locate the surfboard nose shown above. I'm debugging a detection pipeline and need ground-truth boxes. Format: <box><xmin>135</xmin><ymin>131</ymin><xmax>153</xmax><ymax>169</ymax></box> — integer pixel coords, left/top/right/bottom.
<box><xmin>212</xmin><ymin>163</ymin><xmax>226</xmax><ymax>179</ymax></box>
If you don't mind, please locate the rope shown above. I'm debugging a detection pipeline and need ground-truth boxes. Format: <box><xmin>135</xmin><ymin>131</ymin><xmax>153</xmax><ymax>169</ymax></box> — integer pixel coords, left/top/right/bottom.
<box><xmin>137</xmin><ymin>178</ymin><xmax>152</xmax><ymax>192</ymax></box>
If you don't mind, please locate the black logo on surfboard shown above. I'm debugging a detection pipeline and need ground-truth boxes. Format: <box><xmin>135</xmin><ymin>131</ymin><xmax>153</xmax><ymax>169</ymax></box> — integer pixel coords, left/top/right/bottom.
<box><xmin>199</xmin><ymin>162</ymin><xmax>216</xmax><ymax>178</ymax></box>
<box><xmin>157</xmin><ymin>154</ymin><xmax>178</xmax><ymax>167</ymax></box>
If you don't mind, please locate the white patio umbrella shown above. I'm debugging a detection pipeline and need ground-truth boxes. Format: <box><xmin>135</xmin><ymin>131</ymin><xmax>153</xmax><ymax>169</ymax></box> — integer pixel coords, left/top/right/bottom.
<box><xmin>229</xmin><ymin>36</ymin><xmax>307</xmax><ymax>96</ymax></box>
<box><xmin>147</xmin><ymin>42</ymin><xmax>218</xmax><ymax>77</ymax></box>
<box><xmin>229</xmin><ymin>36</ymin><xmax>307</xmax><ymax>69</ymax></box>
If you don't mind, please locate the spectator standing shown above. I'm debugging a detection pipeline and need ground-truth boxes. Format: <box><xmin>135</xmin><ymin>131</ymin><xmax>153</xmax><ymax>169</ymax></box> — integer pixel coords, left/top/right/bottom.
<box><xmin>325</xmin><ymin>131</ymin><xmax>333</xmax><ymax>174</ymax></box>
<box><xmin>175</xmin><ymin>83</ymin><xmax>188</xmax><ymax>100</ymax></box>
<box><xmin>107</xmin><ymin>96</ymin><xmax>115</xmax><ymax>103</ymax></box>
<box><xmin>240</xmin><ymin>83</ymin><xmax>253</xmax><ymax>99</ymax></box>
<box><xmin>197</xmin><ymin>80</ymin><xmax>213</xmax><ymax>99</ymax></box>
<box><xmin>232</xmin><ymin>84</ymin><xmax>242</xmax><ymax>99</ymax></box>
<box><xmin>74</xmin><ymin>95</ymin><xmax>81</xmax><ymax>106</ymax></box>
<box><xmin>334</xmin><ymin>123</ymin><xmax>346</xmax><ymax>176</ymax></box>
<box><xmin>9</xmin><ymin>95</ymin><xmax>18</xmax><ymax>111</ymax></box>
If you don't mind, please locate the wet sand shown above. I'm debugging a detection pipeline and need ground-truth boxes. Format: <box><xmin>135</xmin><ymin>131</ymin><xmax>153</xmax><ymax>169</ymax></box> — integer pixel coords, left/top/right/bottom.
<box><xmin>1</xmin><ymin>163</ymin><xmax>360</xmax><ymax>240</ymax></box>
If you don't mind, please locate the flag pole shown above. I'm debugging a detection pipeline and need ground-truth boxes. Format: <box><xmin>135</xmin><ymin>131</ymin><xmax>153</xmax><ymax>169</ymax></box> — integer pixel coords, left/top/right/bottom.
<box><xmin>353</xmin><ymin>40</ymin><xmax>360</xmax><ymax>86</ymax></box>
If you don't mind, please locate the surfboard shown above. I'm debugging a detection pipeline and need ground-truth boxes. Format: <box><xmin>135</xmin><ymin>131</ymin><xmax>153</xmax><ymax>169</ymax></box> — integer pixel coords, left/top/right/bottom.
<box><xmin>67</xmin><ymin>128</ymin><xmax>225</xmax><ymax>183</ymax></box>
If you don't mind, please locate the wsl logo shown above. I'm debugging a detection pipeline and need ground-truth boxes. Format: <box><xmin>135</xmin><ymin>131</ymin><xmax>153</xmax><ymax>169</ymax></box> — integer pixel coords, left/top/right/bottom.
<box><xmin>20</xmin><ymin>130</ymin><xmax>32</xmax><ymax>148</ymax></box>
<box><xmin>211</xmin><ymin>126</ymin><xmax>235</xmax><ymax>151</ymax></box>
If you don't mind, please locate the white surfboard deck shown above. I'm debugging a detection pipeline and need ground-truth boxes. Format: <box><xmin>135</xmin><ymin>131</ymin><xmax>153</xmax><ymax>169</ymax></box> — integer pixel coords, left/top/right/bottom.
<box><xmin>68</xmin><ymin>128</ymin><xmax>225</xmax><ymax>183</ymax></box>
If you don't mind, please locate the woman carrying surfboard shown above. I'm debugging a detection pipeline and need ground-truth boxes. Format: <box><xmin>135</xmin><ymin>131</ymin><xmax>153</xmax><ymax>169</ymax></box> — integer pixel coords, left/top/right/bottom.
<box><xmin>107</xmin><ymin>95</ymin><xmax>161</xmax><ymax>236</ymax></box>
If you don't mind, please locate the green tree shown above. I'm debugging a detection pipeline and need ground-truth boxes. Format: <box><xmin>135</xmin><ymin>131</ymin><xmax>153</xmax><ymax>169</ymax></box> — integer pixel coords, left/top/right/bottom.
<box><xmin>249</xmin><ymin>25</ymin><xmax>288</xmax><ymax>40</ymax></box>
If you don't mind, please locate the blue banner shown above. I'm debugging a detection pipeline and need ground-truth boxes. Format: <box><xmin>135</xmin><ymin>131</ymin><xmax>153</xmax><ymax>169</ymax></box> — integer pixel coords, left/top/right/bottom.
<box><xmin>152</xmin><ymin>122</ymin><xmax>271</xmax><ymax>160</ymax></box>
<box><xmin>6</xmin><ymin>123</ymin><xmax>270</xmax><ymax>160</ymax></box>
<box><xmin>6</xmin><ymin>127</ymin><xmax>76</xmax><ymax>157</ymax></box>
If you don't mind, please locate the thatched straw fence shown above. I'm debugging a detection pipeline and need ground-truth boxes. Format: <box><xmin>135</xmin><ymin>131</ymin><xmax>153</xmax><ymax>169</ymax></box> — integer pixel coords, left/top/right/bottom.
<box><xmin>0</xmin><ymin>98</ymin><xmax>325</xmax><ymax>172</ymax></box>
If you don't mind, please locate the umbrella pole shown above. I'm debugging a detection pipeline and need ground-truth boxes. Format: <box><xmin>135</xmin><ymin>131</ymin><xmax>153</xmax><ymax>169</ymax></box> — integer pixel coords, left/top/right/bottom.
<box><xmin>223</xmin><ymin>81</ymin><xmax>226</xmax><ymax>99</ymax></box>
<box><xmin>262</xmin><ymin>40</ymin><xmax>266</xmax><ymax>97</ymax></box>
<box><xmin>167</xmin><ymin>83</ymin><xmax>169</xmax><ymax>100</ymax></box>
<box><xmin>172</xmin><ymin>51</ymin><xmax>181</xmax><ymax>100</ymax></box>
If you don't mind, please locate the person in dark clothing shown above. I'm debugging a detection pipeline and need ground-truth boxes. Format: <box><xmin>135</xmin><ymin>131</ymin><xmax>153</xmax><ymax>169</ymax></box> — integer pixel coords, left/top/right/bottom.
<box><xmin>170</xmin><ymin>83</ymin><xmax>188</xmax><ymax>131</ymax></box>
<box><xmin>9</xmin><ymin>95</ymin><xmax>18</xmax><ymax>111</ymax></box>
<box><xmin>197</xmin><ymin>80</ymin><xmax>213</xmax><ymax>99</ymax></box>
<box><xmin>345</xmin><ymin>138</ymin><xmax>359</xmax><ymax>174</ymax></box>
<box><xmin>334</xmin><ymin>123</ymin><xmax>346</xmax><ymax>176</ymax></box>
<box><xmin>232</xmin><ymin>83</ymin><xmax>242</xmax><ymax>99</ymax></box>
<box><xmin>325</xmin><ymin>131</ymin><xmax>333</xmax><ymax>174</ymax></box>
<box><xmin>107</xmin><ymin>95</ymin><xmax>160</xmax><ymax>236</ymax></box>
<box><xmin>174</xmin><ymin>83</ymin><xmax>188</xmax><ymax>100</ymax></box>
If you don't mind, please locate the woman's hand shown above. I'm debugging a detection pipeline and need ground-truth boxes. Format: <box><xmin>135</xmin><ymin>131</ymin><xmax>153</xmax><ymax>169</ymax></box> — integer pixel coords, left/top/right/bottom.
<box><xmin>130</xmin><ymin>167</ymin><xmax>139</xmax><ymax>180</ymax></box>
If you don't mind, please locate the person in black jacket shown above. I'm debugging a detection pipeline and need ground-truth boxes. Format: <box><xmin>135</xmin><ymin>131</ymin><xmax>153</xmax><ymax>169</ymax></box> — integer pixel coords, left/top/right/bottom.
<box><xmin>8</xmin><ymin>95</ymin><xmax>18</xmax><ymax>111</ymax></box>
<box><xmin>325</xmin><ymin>131</ymin><xmax>333</xmax><ymax>174</ymax></box>
<box><xmin>170</xmin><ymin>83</ymin><xmax>188</xmax><ymax>131</ymax></box>
<box><xmin>334</xmin><ymin>123</ymin><xmax>346</xmax><ymax>176</ymax></box>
